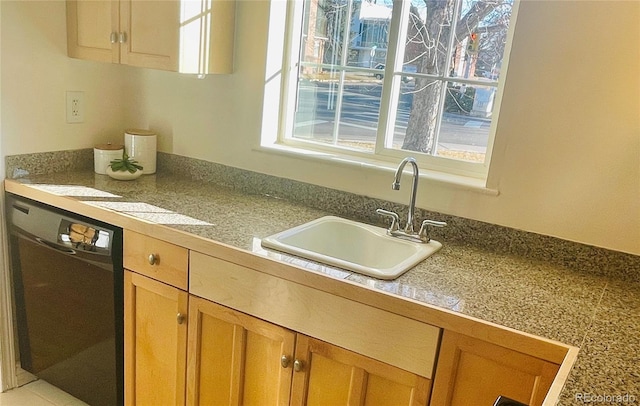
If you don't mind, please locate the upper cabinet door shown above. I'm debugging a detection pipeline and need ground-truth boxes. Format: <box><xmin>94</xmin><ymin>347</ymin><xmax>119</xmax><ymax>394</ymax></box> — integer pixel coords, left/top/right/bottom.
<box><xmin>66</xmin><ymin>0</ymin><xmax>119</xmax><ymax>63</ymax></box>
<box><xmin>119</xmin><ymin>0</ymin><xmax>180</xmax><ymax>71</ymax></box>
<box><xmin>66</xmin><ymin>0</ymin><xmax>235</xmax><ymax>74</ymax></box>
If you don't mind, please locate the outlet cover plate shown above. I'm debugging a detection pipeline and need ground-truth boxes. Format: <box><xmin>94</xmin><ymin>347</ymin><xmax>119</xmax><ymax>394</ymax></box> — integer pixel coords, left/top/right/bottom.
<box><xmin>66</xmin><ymin>91</ymin><xmax>84</xmax><ymax>123</ymax></box>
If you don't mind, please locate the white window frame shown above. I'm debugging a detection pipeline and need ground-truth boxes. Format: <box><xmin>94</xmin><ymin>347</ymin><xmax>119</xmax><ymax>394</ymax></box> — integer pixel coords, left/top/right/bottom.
<box><xmin>274</xmin><ymin>0</ymin><xmax>519</xmax><ymax>181</ymax></box>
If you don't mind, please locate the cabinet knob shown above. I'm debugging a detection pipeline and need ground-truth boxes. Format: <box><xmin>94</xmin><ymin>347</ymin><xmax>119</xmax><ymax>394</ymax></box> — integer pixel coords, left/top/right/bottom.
<box><xmin>148</xmin><ymin>253</ymin><xmax>158</xmax><ymax>265</ymax></box>
<box><xmin>280</xmin><ymin>355</ymin><xmax>291</xmax><ymax>368</ymax></box>
<box><xmin>177</xmin><ymin>313</ymin><xmax>185</xmax><ymax>324</ymax></box>
<box><xmin>293</xmin><ymin>359</ymin><xmax>303</xmax><ymax>372</ymax></box>
<box><xmin>110</xmin><ymin>32</ymin><xmax>118</xmax><ymax>44</ymax></box>
<box><xmin>118</xmin><ymin>32</ymin><xmax>127</xmax><ymax>44</ymax></box>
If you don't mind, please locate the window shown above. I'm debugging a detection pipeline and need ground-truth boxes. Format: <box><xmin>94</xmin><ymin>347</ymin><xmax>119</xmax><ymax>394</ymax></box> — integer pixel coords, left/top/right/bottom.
<box><xmin>282</xmin><ymin>0</ymin><xmax>515</xmax><ymax>178</ymax></box>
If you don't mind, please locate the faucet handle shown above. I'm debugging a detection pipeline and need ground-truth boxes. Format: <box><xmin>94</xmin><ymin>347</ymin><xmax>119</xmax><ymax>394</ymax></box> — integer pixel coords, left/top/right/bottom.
<box><xmin>376</xmin><ymin>209</ymin><xmax>400</xmax><ymax>232</ymax></box>
<box><xmin>419</xmin><ymin>219</ymin><xmax>447</xmax><ymax>242</ymax></box>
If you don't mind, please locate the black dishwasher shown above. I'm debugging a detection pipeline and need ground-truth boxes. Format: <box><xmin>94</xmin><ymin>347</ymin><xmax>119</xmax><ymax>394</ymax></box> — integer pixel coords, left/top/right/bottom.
<box><xmin>6</xmin><ymin>194</ymin><xmax>123</xmax><ymax>406</ymax></box>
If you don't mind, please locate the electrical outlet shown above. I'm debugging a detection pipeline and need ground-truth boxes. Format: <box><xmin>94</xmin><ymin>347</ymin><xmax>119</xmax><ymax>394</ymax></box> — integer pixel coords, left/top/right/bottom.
<box><xmin>66</xmin><ymin>91</ymin><xmax>84</xmax><ymax>123</ymax></box>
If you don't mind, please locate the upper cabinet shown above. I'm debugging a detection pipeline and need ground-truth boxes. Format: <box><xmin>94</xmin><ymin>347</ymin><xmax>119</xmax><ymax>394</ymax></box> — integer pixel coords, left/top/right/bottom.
<box><xmin>66</xmin><ymin>0</ymin><xmax>235</xmax><ymax>74</ymax></box>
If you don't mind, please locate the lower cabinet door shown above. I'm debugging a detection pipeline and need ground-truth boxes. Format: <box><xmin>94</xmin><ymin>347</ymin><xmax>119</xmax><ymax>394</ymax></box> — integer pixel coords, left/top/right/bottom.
<box><xmin>430</xmin><ymin>330</ymin><xmax>560</xmax><ymax>406</ymax></box>
<box><xmin>124</xmin><ymin>270</ymin><xmax>188</xmax><ymax>406</ymax></box>
<box><xmin>290</xmin><ymin>335</ymin><xmax>432</xmax><ymax>406</ymax></box>
<box><xmin>186</xmin><ymin>296</ymin><xmax>296</xmax><ymax>406</ymax></box>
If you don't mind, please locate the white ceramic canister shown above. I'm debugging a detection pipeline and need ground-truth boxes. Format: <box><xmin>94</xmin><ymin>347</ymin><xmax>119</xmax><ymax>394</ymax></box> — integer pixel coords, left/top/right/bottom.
<box><xmin>94</xmin><ymin>144</ymin><xmax>124</xmax><ymax>175</ymax></box>
<box><xmin>124</xmin><ymin>129</ymin><xmax>157</xmax><ymax>174</ymax></box>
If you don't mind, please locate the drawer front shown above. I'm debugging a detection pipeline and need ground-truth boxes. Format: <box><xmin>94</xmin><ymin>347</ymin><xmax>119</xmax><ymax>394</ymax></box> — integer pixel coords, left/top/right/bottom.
<box><xmin>189</xmin><ymin>251</ymin><xmax>441</xmax><ymax>379</ymax></box>
<box><xmin>124</xmin><ymin>230</ymin><xmax>188</xmax><ymax>290</ymax></box>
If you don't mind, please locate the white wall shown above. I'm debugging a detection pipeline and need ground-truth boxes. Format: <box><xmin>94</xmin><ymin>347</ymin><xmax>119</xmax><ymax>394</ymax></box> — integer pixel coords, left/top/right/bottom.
<box><xmin>126</xmin><ymin>0</ymin><xmax>640</xmax><ymax>255</ymax></box>
<box><xmin>0</xmin><ymin>1</ymin><xmax>128</xmax><ymax>155</ymax></box>
<box><xmin>1</xmin><ymin>1</ymin><xmax>638</xmax><ymax>255</ymax></box>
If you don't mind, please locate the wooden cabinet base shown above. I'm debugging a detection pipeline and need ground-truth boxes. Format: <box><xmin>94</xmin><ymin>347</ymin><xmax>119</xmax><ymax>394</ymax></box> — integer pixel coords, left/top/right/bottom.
<box><xmin>291</xmin><ymin>335</ymin><xmax>431</xmax><ymax>406</ymax></box>
<box><xmin>186</xmin><ymin>296</ymin><xmax>295</xmax><ymax>406</ymax></box>
<box><xmin>124</xmin><ymin>271</ymin><xmax>188</xmax><ymax>406</ymax></box>
<box><xmin>430</xmin><ymin>330</ymin><xmax>560</xmax><ymax>406</ymax></box>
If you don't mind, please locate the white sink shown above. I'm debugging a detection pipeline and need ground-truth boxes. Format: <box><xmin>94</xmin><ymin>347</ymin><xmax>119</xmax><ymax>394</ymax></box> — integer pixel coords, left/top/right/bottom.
<box><xmin>261</xmin><ymin>216</ymin><xmax>442</xmax><ymax>280</ymax></box>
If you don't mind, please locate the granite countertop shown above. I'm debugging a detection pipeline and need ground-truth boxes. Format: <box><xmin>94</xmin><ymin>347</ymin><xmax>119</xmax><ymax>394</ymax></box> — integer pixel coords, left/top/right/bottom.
<box><xmin>5</xmin><ymin>169</ymin><xmax>640</xmax><ymax>405</ymax></box>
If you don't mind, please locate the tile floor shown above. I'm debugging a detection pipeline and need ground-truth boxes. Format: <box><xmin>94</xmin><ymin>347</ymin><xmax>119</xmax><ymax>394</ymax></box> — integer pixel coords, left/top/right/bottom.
<box><xmin>0</xmin><ymin>380</ymin><xmax>87</xmax><ymax>406</ymax></box>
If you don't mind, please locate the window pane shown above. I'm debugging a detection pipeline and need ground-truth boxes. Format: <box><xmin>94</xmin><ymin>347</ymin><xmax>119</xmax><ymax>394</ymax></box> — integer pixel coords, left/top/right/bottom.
<box><xmin>293</xmin><ymin>68</ymin><xmax>382</xmax><ymax>152</ymax></box>
<box><xmin>450</xmin><ymin>1</ymin><xmax>512</xmax><ymax>81</ymax></box>
<box><xmin>392</xmin><ymin>78</ymin><xmax>443</xmax><ymax>152</ymax></box>
<box><xmin>405</xmin><ymin>2</ymin><xmax>453</xmax><ymax>76</ymax></box>
<box><xmin>391</xmin><ymin>80</ymin><xmax>494</xmax><ymax>162</ymax></box>
<box><xmin>288</xmin><ymin>0</ymin><xmax>514</xmax><ymax>168</ymax></box>
<box><xmin>437</xmin><ymin>82</ymin><xmax>494</xmax><ymax>162</ymax></box>
<box><xmin>388</xmin><ymin>0</ymin><xmax>512</xmax><ymax>163</ymax></box>
<box><xmin>293</xmin><ymin>0</ymin><xmax>393</xmax><ymax>152</ymax></box>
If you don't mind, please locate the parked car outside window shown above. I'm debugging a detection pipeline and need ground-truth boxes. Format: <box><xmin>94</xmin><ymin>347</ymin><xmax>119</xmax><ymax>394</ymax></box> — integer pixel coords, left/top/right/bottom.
<box><xmin>373</xmin><ymin>63</ymin><xmax>417</xmax><ymax>82</ymax></box>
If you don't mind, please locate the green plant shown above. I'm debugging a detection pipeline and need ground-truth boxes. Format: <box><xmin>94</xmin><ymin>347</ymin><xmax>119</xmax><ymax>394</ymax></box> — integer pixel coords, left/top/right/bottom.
<box><xmin>109</xmin><ymin>152</ymin><xmax>143</xmax><ymax>173</ymax></box>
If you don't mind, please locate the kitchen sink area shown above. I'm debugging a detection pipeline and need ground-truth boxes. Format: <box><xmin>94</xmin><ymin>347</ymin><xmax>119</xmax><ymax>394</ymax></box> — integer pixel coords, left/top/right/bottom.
<box><xmin>2</xmin><ymin>0</ymin><xmax>639</xmax><ymax>402</ymax></box>
<box><xmin>261</xmin><ymin>216</ymin><xmax>442</xmax><ymax>279</ymax></box>
<box><xmin>261</xmin><ymin>157</ymin><xmax>448</xmax><ymax>280</ymax></box>
<box><xmin>2</xmin><ymin>152</ymin><xmax>640</xmax><ymax>405</ymax></box>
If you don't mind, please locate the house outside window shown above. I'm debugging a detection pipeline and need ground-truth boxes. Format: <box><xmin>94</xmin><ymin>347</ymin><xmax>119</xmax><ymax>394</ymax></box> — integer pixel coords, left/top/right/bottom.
<box><xmin>282</xmin><ymin>0</ymin><xmax>516</xmax><ymax>178</ymax></box>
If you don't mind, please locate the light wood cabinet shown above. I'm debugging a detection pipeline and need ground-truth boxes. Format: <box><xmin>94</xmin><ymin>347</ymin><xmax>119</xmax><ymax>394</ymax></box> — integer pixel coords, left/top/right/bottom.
<box><xmin>189</xmin><ymin>252</ymin><xmax>441</xmax><ymax>379</ymax></box>
<box><xmin>430</xmin><ymin>330</ymin><xmax>560</xmax><ymax>406</ymax></box>
<box><xmin>186</xmin><ymin>296</ymin><xmax>431</xmax><ymax>406</ymax></box>
<box><xmin>291</xmin><ymin>335</ymin><xmax>431</xmax><ymax>406</ymax></box>
<box><xmin>123</xmin><ymin>232</ymin><xmax>190</xmax><ymax>404</ymax></box>
<box><xmin>66</xmin><ymin>0</ymin><xmax>235</xmax><ymax>73</ymax></box>
<box><xmin>120</xmin><ymin>0</ymin><xmax>180</xmax><ymax>70</ymax></box>
<box><xmin>124</xmin><ymin>271</ymin><xmax>188</xmax><ymax>406</ymax></box>
<box><xmin>66</xmin><ymin>0</ymin><xmax>116</xmax><ymax>63</ymax></box>
<box><xmin>122</xmin><ymin>238</ymin><xmax>569</xmax><ymax>406</ymax></box>
<box><xmin>123</xmin><ymin>230</ymin><xmax>189</xmax><ymax>290</ymax></box>
<box><xmin>186</xmin><ymin>296</ymin><xmax>296</xmax><ymax>405</ymax></box>
<box><xmin>67</xmin><ymin>0</ymin><xmax>179</xmax><ymax>71</ymax></box>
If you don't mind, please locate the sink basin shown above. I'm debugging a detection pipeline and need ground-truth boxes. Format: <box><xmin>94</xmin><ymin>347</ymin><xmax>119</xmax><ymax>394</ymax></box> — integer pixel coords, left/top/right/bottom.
<box><xmin>261</xmin><ymin>216</ymin><xmax>442</xmax><ymax>280</ymax></box>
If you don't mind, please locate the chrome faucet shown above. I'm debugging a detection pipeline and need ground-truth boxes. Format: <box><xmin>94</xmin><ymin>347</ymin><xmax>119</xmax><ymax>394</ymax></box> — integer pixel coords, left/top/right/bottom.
<box><xmin>376</xmin><ymin>157</ymin><xmax>447</xmax><ymax>243</ymax></box>
<box><xmin>393</xmin><ymin>157</ymin><xmax>419</xmax><ymax>233</ymax></box>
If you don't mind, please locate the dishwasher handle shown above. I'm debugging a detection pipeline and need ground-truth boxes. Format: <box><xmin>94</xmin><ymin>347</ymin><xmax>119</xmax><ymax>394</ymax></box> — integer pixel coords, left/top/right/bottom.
<box><xmin>8</xmin><ymin>195</ymin><xmax>117</xmax><ymax>271</ymax></box>
<box><xmin>35</xmin><ymin>237</ymin><xmax>76</xmax><ymax>255</ymax></box>
<box><xmin>14</xmin><ymin>230</ymin><xmax>114</xmax><ymax>271</ymax></box>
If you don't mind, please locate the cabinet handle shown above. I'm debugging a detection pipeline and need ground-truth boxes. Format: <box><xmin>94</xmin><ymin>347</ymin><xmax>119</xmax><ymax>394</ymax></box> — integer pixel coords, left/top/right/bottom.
<box><xmin>177</xmin><ymin>313</ymin><xmax>185</xmax><ymax>324</ymax></box>
<box><xmin>148</xmin><ymin>253</ymin><xmax>158</xmax><ymax>265</ymax></box>
<box><xmin>293</xmin><ymin>359</ymin><xmax>303</xmax><ymax>372</ymax></box>
<box><xmin>110</xmin><ymin>32</ymin><xmax>118</xmax><ymax>44</ymax></box>
<box><xmin>280</xmin><ymin>355</ymin><xmax>291</xmax><ymax>368</ymax></box>
<box><xmin>119</xmin><ymin>32</ymin><xmax>127</xmax><ymax>44</ymax></box>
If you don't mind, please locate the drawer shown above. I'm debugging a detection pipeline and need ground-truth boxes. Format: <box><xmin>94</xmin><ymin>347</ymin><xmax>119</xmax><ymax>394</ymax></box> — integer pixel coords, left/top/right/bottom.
<box><xmin>189</xmin><ymin>251</ymin><xmax>441</xmax><ymax>378</ymax></box>
<box><xmin>124</xmin><ymin>230</ymin><xmax>188</xmax><ymax>290</ymax></box>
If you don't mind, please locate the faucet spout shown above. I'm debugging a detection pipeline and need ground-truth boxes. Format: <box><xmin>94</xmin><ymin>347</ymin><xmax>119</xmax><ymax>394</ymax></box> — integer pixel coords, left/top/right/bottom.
<box><xmin>393</xmin><ymin>157</ymin><xmax>419</xmax><ymax>233</ymax></box>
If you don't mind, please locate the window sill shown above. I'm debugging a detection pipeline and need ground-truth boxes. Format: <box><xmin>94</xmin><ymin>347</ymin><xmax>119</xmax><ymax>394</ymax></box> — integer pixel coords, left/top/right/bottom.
<box><xmin>254</xmin><ymin>143</ymin><xmax>499</xmax><ymax>196</ymax></box>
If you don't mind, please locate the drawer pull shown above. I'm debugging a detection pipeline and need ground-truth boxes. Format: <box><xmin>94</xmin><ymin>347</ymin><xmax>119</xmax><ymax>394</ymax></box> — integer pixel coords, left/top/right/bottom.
<box><xmin>177</xmin><ymin>313</ymin><xmax>185</xmax><ymax>324</ymax></box>
<box><xmin>280</xmin><ymin>355</ymin><xmax>291</xmax><ymax>368</ymax></box>
<box><xmin>148</xmin><ymin>253</ymin><xmax>158</xmax><ymax>265</ymax></box>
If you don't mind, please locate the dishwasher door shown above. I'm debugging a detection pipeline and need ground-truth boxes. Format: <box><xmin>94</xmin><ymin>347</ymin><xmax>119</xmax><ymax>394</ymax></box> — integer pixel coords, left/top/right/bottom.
<box><xmin>7</xmin><ymin>195</ymin><xmax>123</xmax><ymax>406</ymax></box>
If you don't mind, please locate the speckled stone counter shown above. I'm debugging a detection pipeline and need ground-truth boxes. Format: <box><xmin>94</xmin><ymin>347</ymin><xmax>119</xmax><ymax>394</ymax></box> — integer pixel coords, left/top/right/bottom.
<box><xmin>4</xmin><ymin>158</ymin><xmax>640</xmax><ymax>405</ymax></box>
